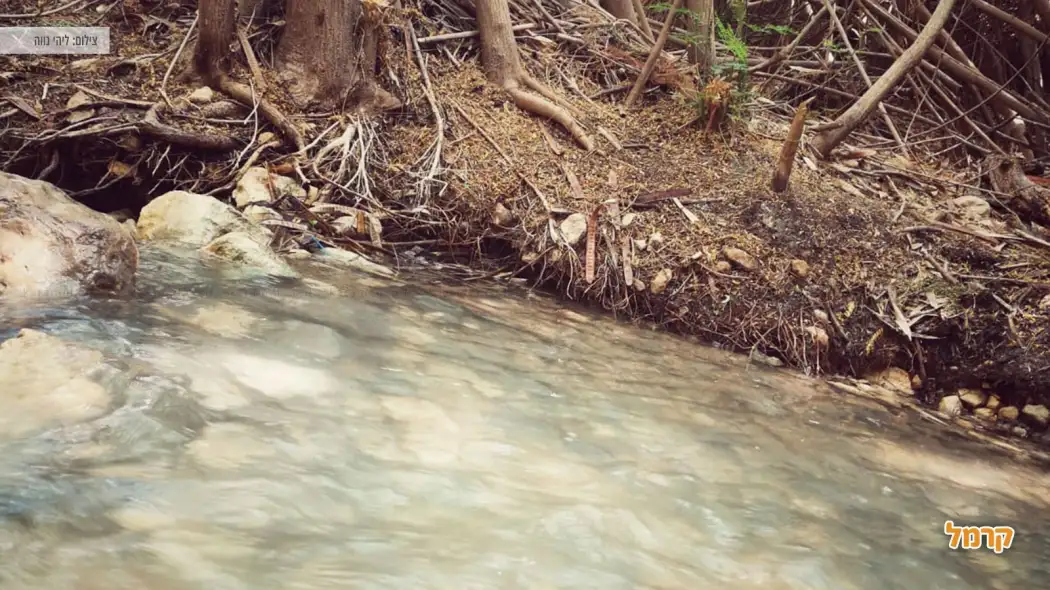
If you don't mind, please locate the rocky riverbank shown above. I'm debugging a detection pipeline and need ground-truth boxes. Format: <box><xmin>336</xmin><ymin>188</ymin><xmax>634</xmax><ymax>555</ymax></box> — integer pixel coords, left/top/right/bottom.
<box><xmin>2</xmin><ymin>167</ymin><xmax>1049</xmax><ymax>456</ymax></box>
<box><xmin>3</xmin><ymin>1</ymin><xmax>1050</xmax><ymax>449</ymax></box>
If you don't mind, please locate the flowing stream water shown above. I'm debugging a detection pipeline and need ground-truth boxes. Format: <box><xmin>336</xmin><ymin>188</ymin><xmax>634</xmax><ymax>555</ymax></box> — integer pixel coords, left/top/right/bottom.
<box><xmin>1</xmin><ymin>245</ymin><xmax>1048</xmax><ymax>589</ymax></box>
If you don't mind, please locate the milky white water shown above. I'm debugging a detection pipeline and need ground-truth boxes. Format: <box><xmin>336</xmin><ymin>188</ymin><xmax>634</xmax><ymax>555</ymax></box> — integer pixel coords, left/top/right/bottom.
<box><xmin>0</xmin><ymin>245</ymin><xmax>1047</xmax><ymax>589</ymax></box>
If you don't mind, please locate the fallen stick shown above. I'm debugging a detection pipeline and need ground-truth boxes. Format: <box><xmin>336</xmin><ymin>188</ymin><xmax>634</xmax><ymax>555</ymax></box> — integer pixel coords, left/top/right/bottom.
<box><xmin>624</xmin><ymin>0</ymin><xmax>683</xmax><ymax>110</ymax></box>
<box><xmin>811</xmin><ymin>0</ymin><xmax>959</xmax><ymax>158</ymax></box>
<box><xmin>820</xmin><ymin>0</ymin><xmax>905</xmax><ymax>150</ymax></box>
<box><xmin>771</xmin><ymin>97</ymin><xmax>813</xmax><ymax>193</ymax></box>
<box><xmin>417</xmin><ymin>23</ymin><xmax>537</xmax><ymax>45</ymax></box>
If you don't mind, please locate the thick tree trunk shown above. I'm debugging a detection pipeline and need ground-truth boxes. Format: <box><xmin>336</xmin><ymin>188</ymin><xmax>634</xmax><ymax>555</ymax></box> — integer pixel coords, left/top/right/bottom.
<box><xmin>685</xmin><ymin>0</ymin><xmax>714</xmax><ymax>74</ymax></box>
<box><xmin>195</xmin><ymin>0</ymin><xmax>237</xmax><ymax>77</ymax></box>
<box><xmin>475</xmin><ymin>0</ymin><xmax>594</xmax><ymax>150</ymax></box>
<box><xmin>811</xmin><ymin>0</ymin><xmax>958</xmax><ymax>159</ymax></box>
<box><xmin>601</xmin><ymin>0</ymin><xmax>637</xmax><ymax>23</ymax></box>
<box><xmin>276</xmin><ymin>0</ymin><xmax>398</xmax><ymax>111</ymax></box>
<box><xmin>194</xmin><ymin>0</ymin><xmax>302</xmax><ymax>149</ymax></box>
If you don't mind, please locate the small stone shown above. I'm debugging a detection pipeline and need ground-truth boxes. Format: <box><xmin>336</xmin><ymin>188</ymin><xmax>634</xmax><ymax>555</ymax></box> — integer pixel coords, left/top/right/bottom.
<box><xmin>985</xmin><ymin>395</ymin><xmax>1000</xmax><ymax>411</ymax></box>
<box><xmin>68</xmin><ymin>58</ymin><xmax>100</xmax><ymax>70</ymax></box>
<box><xmin>790</xmin><ymin>259</ymin><xmax>810</xmax><ymax>278</ymax></box>
<box><xmin>813</xmin><ymin>309</ymin><xmax>829</xmax><ymax>323</ymax></box>
<box><xmin>633</xmin><ymin>238</ymin><xmax>648</xmax><ymax>251</ymax></box>
<box><xmin>620</xmin><ymin>212</ymin><xmax>638</xmax><ymax>227</ymax></box>
<box><xmin>1021</xmin><ymin>404</ymin><xmax>1049</xmax><ymax>428</ymax></box>
<box><xmin>714</xmin><ymin>260</ymin><xmax>731</xmax><ymax>273</ymax></box>
<box><xmin>1040</xmin><ymin>294</ymin><xmax>1050</xmax><ymax>310</ymax></box>
<box><xmin>911</xmin><ymin>374</ymin><xmax>923</xmax><ymax>390</ymax></box>
<box><xmin>650</xmin><ymin>268</ymin><xmax>673</xmax><ymax>294</ymax></box>
<box><xmin>188</xmin><ymin>86</ymin><xmax>215</xmax><ymax>104</ymax></box>
<box><xmin>998</xmin><ymin>406</ymin><xmax>1020</xmax><ymax>421</ymax></box>
<box><xmin>491</xmin><ymin>202</ymin><xmax>516</xmax><ymax>227</ymax></box>
<box><xmin>559</xmin><ymin>213</ymin><xmax>587</xmax><ymax>246</ymax></box>
<box><xmin>1011</xmin><ymin>426</ymin><xmax>1029</xmax><ymax>438</ymax></box>
<box><xmin>647</xmin><ymin>232</ymin><xmax>664</xmax><ymax>247</ymax></box>
<box><xmin>65</xmin><ymin>90</ymin><xmax>91</xmax><ymax>110</ymax></box>
<box><xmin>804</xmin><ymin>326</ymin><xmax>829</xmax><ymax>348</ymax></box>
<box><xmin>242</xmin><ymin>205</ymin><xmax>280</xmax><ymax>225</ymax></box>
<box><xmin>868</xmin><ymin>367</ymin><xmax>913</xmax><ymax>394</ymax></box>
<box><xmin>233</xmin><ymin>167</ymin><xmax>305</xmax><ymax>208</ymax></box>
<box><xmin>286</xmin><ymin>249</ymin><xmax>312</xmax><ymax>259</ymax></box>
<box><xmin>957</xmin><ymin>388</ymin><xmax>987</xmax><ymax>408</ymax></box>
<box><xmin>632</xmin><ymin>278</ymin><xmax>646</xmax><ymax>291</ymax></box>
<box><xmin>750</xmin><ymin>350</ymin><xmax>784</xmax><ymax>367</ymax></box>
<box><xmin>331</xmin><ymin>215</ymin><xmax>362</xmax><ymax>235</ymax></box>
<box><xmin>66</xmin><ymin>108</ymin><xmax>95</xmax><ymax>124</ymax></box>
<box><xmin>257</xmin><ymin>132</ymin><xmax>275</xmax><ymax>144</ymax></box>
<box><xmin>974</xmin><ymin>407</ymin><xmax>996</xmax><ymax>421</ymax></box>
<box><xmin>937</xmin><ymin>395</ymin><xmax>963</xmax><ymax>417</ymax></box>
<box><xmin>723</xmin><ymin>247</ymin><xmax>757</xmax><ymax>271</ymax></box>
<box><xmin>950</xmin><ymin>195</ymin><xmax>990</xmax><ymax>219</ymax></box>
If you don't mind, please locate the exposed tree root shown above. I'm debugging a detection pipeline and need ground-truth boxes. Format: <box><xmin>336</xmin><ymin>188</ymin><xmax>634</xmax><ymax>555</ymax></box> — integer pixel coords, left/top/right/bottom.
<box><xmin>140</xmin><ymin>103</ymin><xmax>239</xmax><ymax>151</ymax></box>
<box><xmin>505</xmin><ymin>76</ymin><xmax>594</xmax><ymax>151</ymax></box>
<box><xmin>206</xmin><ymin>72</ymin><xmax>305</xmax><ymax>152</ymax></box>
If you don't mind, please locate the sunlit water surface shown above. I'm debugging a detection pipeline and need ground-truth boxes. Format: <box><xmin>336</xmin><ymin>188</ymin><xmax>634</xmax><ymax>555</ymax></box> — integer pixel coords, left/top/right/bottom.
<box><xmin>1</xmin><ymin>246</ymin><xmax>1048</xmax><ymax>590</ymax></box>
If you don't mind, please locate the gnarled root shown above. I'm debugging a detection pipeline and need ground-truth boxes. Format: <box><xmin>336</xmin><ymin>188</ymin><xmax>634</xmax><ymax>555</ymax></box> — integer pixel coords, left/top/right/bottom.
<box><xmin>208</xmin><ymin>71</ymin><xmax>305</xmax><ymax>151</ymax></box>
<box><xmin>504</xmin><ymin>75</ymin><xmax>593</xmax><ymax>151</ymax></box>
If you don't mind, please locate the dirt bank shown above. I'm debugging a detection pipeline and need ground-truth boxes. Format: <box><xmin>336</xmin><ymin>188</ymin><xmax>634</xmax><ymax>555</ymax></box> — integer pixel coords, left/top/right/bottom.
<box><xmin>3</xmin><ymin>1</ymin><xmax>1050</xmax><ymax>446</ymax></box>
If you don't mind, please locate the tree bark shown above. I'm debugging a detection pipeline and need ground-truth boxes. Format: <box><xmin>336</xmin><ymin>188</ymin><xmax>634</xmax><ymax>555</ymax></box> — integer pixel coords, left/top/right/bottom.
<box><xmin>601</xmin><ymin>0</ymin><xmax>638</xmax><ymax>23</ymax></box>
<box><xmin>630</xmin><ymin>0</ymin><xmax>654</xmax><ymax>40</ymax></box>
<box><xmin>195</xmin><ymin>0</ymin><xmax>303</xmax><ymax>149</ymax></box>
<box><xmin>195</xmin><ymin>0</ymin><xmax>238</xmax><ymax>77</ymax></box>
<box><xmin>811</xmin><ymin>0</ymin><xmax>958</xmax><ymax>159</ymax></box>
<box><xmin>276</xmin><ymin>0</ymin><xmax>399</xmax><ymax>111</ymax></box>
<box><xmin>685</xmin><ymin>0</ymin><xmax>714</xmax><ymax>74</ymax></box>
<box><xmin>475</xmin><ymin>0</ymin><xmax>594</xmax><ymax>150</ymax></box>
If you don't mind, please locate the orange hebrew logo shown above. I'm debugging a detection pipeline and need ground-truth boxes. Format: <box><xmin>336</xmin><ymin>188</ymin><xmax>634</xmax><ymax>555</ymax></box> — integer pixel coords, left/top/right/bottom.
<box><xmin>944</xmin><ymin>520</ymin><xmax>1015</xmax><ymax>554</ymax></box>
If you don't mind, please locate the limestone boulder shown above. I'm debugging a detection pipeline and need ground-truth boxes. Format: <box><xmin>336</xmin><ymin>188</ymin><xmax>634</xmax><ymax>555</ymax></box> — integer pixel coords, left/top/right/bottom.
<box><xmin>0</xmin><ymin>172</ymin><xmax>137</xmax><ymax>297</ymax></box>
<box><xmin>0</xmin><ymin>329</ymin><xmax>112</xmax><ymax>438</ymax></box>
<box><xmin>201</xmin><ymin>231</ymin><xmax>298</xmax><ymax>278</ymax></box>
<box><xmin>136</xmin><ymin>190</ymin><xmax>271</xmax><ymax>247</ymax></box>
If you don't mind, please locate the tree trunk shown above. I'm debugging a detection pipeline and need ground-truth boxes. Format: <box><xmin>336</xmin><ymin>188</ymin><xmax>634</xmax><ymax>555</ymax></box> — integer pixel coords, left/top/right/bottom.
<box><xmin>986</xmin><ymin>155</ymin><xmax>1050</xmax><ymax>228</ymax></box>
<box><xmin>811</xmin><ymin>0</ymin><xmax>958</xmax><ymax>159</ymax></box>
<box><xmin>276</xmin><ymin>0</ymin><xmax>398</xmax><ymax>111</ymax></box>
<box><xmin>685</xmin><ymin>0</ymin><xmax>714</xmax><ymax>74</ymax></box>
<box><xmin>475</xmin><ymin>0</ymin><xmax>594</xmax><ymax>150</ymax></box>
<box><xmin>195</xmin><ymin>0</ymin><xmax>238</xmax><ymax>78</ymax></box>
<box><xmin>601</xmin><ymin>0</ymin><xmax>637</xmax><ymax>23</ymax></box>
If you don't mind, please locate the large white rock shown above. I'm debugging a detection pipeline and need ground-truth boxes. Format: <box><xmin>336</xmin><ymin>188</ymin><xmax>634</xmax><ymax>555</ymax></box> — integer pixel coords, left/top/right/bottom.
<box><xmin>201</xmin><ymin>231</ymin><xmax>298</xmax><ymax>277</ymax></box>
<box><xmin>233</xmin><ymin>167</ymin><xmax>305</xmax><ymax>209</ymax></box>
<box><xmin>136</xmin><ymin>190</ymin><xmax>271</xmax><ymax>247</ymax></box>
<box><xmin>0</xmin><ymin>171</ymin><xmax>138</xmax><ymax>296</ymax></box>
<box><xmin>0</xmin><ymin>329</ymin><xmax>112</xmax><ymax>438</ymax></box>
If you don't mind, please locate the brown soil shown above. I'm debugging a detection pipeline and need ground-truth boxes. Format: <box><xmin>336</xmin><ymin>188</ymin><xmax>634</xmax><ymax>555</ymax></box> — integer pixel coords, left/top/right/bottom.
<box><xmin>4</xmin><ymin>1</ymin><xmax>1050</xmax><ymax>446</ymax></box>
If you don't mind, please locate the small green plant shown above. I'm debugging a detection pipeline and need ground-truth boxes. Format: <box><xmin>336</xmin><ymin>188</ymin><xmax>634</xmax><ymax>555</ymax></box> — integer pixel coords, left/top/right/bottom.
<box><xmin>746</xmin><ymin>23</ymin><xmax>796</xmax><ymax>36</ymax></box>
<box><xmin>714</xmin><ymin>14</ymin><xmax>748</xmax><ymax>92</ymax></box>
